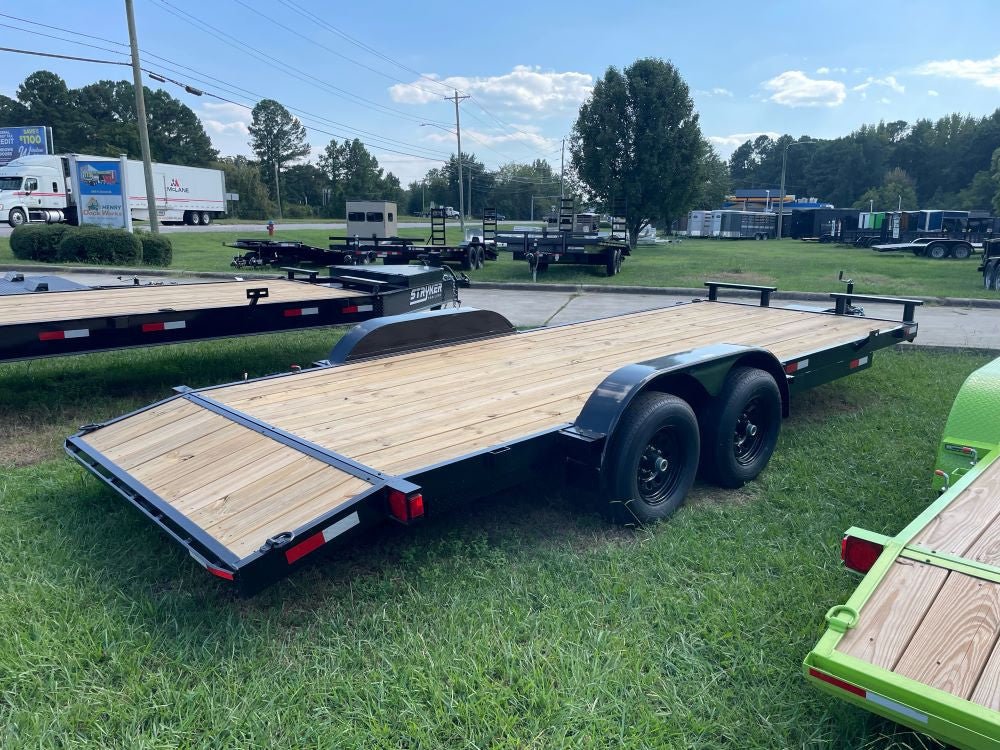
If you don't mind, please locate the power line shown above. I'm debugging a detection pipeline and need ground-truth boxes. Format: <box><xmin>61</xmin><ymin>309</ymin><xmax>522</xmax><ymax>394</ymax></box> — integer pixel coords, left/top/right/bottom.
<box><xmin>0</xmin><ymin>16</ymin><xmax>453</xmax><ymax>161</ymax></box>
<box><xmin>148</xmin><ymin>0</ymin><xmax>449</xmax><ymax>127</ymax></box>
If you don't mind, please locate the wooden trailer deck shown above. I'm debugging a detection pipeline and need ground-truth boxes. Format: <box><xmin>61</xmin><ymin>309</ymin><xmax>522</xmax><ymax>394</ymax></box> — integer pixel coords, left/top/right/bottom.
<box><xmin>75</xmin><ymin>302</ymin><xmax>888</xmax><ymax>561</ymax></box>
<box><xmin>0</xmin><ymin>279</ymin><xmax>363</xmax><ymax>327</ymax></box>
<box><xmin>836</xmin><ymin>455</ymin><xmax>1000</xmax><ymax>710</ymax></box>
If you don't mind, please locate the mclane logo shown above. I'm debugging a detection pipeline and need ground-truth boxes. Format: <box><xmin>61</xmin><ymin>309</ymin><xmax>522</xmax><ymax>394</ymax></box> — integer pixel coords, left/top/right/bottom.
<box><xmin>409</xmin><ymin>282</ymin><xmax>443</xmax><ymax>306</ymax></box>
<box><xmin>167</xmin><ymin>177</ymin><xmax>189</xmax><ymax>194</ymax></box>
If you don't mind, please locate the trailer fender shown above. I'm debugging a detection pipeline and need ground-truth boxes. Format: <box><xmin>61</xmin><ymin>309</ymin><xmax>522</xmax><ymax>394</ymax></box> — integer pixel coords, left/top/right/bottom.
<box><xmin>565</xmin><ymin>343</ymin><xmax>788</xmax><ymax>469</ymax></box>
<box><xmin>327</xmin><ymin>307</ymin><xmax>515</xmax><ymax>364</ymax></box>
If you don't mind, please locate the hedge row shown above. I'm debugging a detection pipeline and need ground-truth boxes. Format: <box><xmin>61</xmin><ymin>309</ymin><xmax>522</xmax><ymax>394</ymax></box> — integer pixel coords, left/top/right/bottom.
<box><xmin>9</xmin><ymin>224</ymin><xmax>172</xmax><ymax>267</ymax></box>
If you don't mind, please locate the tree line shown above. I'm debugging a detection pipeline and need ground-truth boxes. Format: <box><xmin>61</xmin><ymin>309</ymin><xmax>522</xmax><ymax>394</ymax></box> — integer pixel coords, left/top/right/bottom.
<box><xmin>729</xmin><ymin>113</ymin><xmax>1000</xmax><ymax>212</ymax></box>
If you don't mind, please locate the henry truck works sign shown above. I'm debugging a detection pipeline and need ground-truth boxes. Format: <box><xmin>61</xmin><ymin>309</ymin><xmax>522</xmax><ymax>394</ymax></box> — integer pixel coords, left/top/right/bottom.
<box><xmin>0</xmin><ymin>126</ymin><xmax>52</xmax><ymax>166</ymax></box>
<box><xmin>69</xmin><ymin>156</ymin><xmax>132</xmax><ymax>230</ymax></box>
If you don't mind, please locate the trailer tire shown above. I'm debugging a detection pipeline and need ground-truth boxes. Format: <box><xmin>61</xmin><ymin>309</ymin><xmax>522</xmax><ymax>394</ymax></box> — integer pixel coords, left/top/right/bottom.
<box><xmin>475</xmin><ymin>246</ymin><xmax>485</xmax><ymax>270</ymax></box>
<box><xmin>606</xmin><ymin>249</ymin><xmax>620</xmax><ymax>277</ymax></box>
<box><xmin>928</xmin><ymin>242</ymin><xmax>948</xmax><ymax>259</ymax></box>
<box><xmin>987</xmin><ymin>262</ymin><xmax>1000</xmax><ymax>291</ymax></box>
<box><xmin>700</xmin><ymin>367</ymin><xmax>781</xmax><ymax>489</ymax></box>
<box><xmin>200</xmin><ymin>212</ymin><xmax>212</xmax><ymax>226</ymax></box>
<box><xmin>951</xmin><ymin>243</ymin><xmax>972</xmax><ymax>260</ymax></box>
<box><xmin>189</xmin><ymin>211</ymin><xmax>202</xmax><ymax>226</ymax></box>
<box><xmin>604</xmin><ymin>392</ymin><xmax>700</xmax><ymax>525</ymax></box>
<box><xmin>7</xmin><ymin>208</ymin><xmax>27</xmax><ymax>228</ymax></box>
<box><xmin>461</xmin><ymin>251</ymin><xmax>475</xmax><ymax>271</ymax></box>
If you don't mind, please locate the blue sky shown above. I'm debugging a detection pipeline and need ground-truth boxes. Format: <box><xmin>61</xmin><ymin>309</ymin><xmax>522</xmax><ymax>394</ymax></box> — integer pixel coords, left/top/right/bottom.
<box><xmin>3</xmin><ymin>0</ymin><xmax>1000</xmax><ymax>184</ymax></box>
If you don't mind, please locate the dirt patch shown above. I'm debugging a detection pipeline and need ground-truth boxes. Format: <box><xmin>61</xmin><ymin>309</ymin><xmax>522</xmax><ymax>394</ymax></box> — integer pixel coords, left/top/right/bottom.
<box><xmin>685</xmin><ymin>483</ymin><xmax>755</xmax><ymax>509</ymax></box>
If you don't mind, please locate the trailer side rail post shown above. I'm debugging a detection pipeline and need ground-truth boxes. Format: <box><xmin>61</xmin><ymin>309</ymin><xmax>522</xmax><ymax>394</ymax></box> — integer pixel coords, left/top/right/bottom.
<box><xmin>828</xmin><ymin>293</ymin><xmax>922</xmax><ymax>323</ymax></box>
<box><xmin>703</xmin><ymin>281</ymin><xmax>778</xmax><ymax>307</ymax></box>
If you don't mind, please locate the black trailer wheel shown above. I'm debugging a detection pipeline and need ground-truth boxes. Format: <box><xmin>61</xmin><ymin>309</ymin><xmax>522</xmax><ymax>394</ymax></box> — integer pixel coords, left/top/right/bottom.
<box><xmin>606</xmin><ymin>249</ymin><xmax>619</xmax><ymax>277</ymax></box>
<box><xmin>604</xmin><ymin>392</ymin><xmax>700</xmax><ymax>525</ymax></box>
<box><xmin>200</xmin><ymin>211</ymin><xmax>212</xmax><ymax>226</ymax></box>
<box><xmin>7</xmin><ymin>208</ymin><xmax>27</xmax><ymax>228</ymax></box>
<box><xmin>615</xmin><ymin>250</ymin><xmax>624</xmax><ymax>274</ymax></box>
<box><xmin>461</xmin><ymin>251</ymin><xmax>475</xmax><ymax>271</ymax></box>
<box><xmin>189</xmin><ymin>211</ymin><xmax>202</xmax><ymax>226</ymax></box>
<box><xmin>951</xmin><ymin>243</ymin><xmax>972</xmax><ymax>260</ymax></box>
<box><xmin>700</xmin><ymin>367</ymin><xmax>781</xmax><ymax>489</ymax></box>
<box><xmin>987</xmin><ymin>262</ymin><xmax>1000</xmax><ymax>291</ymax></box>
<box><xmin>476</xmin><ymin>246</ymin><xmax>485</xmax><ymax>270</ymax></box>
<box><xmin>928</xmin><ymin>242</ymin><xmax>948</xmax><ymax>259</ymax></box>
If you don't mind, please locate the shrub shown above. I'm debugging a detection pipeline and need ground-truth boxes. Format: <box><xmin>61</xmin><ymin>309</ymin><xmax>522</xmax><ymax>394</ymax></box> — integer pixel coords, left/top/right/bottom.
<box><xmin>139</xmin><ymin>233</ymin><xmax>173</xmax><ymax>266</ymax></box>
<box><xmin>56</xmin><ymin>226</ymin><xmax>142</xmax><ymax>265</ymax></box>
<box><xmin>9</xmin><ymin>224</ymin><xmax>71</xmax><ymax>262</ymax></box>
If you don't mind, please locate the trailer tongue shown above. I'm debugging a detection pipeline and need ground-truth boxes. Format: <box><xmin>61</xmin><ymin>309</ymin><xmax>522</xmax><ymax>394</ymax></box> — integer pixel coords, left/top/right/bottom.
<box><xmin>65</xmin><ymin>282</ymin><xmax>920</xmax><ymax>593</ymax></box>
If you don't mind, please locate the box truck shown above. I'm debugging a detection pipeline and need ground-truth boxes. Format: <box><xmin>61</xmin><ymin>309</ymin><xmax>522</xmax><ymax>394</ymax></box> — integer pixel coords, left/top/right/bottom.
<box><xmin>0</xmin><ymin>154</ymin><xmax>226</xmax><ymax>227</ymax></box>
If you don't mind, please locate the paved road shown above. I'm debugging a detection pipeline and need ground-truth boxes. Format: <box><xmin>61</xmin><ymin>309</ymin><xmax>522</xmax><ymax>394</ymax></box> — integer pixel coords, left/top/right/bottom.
<box><xmin>17</xmin><ymin>269</ymin><xmax>1000</xmax><ymax>350</ymax></box>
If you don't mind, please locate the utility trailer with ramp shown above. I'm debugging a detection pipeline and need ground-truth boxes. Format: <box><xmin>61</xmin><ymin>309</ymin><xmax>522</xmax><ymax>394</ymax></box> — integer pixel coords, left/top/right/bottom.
<box><xmin>805</xmin><ymin>356</ymin><xmax>1000</xmax><ymax>750</ymax></box>
<box><xmin>871</xmin><ymin>236</ymin><xmax>976</xmax><ymax>259</ymax></box>
<box><xmin>0</xmin><ymin>264</ymin><xmax>458</xmax><ymax>363</ymax></box>
<box><xmin>65</xmin><ymin>281</ymin><xmax>920</xmax><ymax>594</ymax></box>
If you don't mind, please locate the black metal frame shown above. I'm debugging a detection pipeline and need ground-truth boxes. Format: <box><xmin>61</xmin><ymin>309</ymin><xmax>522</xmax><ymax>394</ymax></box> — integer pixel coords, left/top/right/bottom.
<box><xmin>64</xmin><ymin>283</ymin><xmax>921</xmax><ymax>594</ymax></box>
<box><xmin>0</xmin><ymin>268</ymin><xmax>457</xmax><ymax>363</ymax></box>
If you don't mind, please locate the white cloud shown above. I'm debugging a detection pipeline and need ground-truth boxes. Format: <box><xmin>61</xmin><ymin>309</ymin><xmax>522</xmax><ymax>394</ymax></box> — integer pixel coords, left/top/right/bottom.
<box><xmin>708</xmin><ymin>131</ymin><xmax>781</xmax><ymax>158</ymax></box>
<box><xmin>711</xmin><ymin>87</ymin><xmax>733</xmax><ymax>97</ymax></box>
<box><xmin>853</xmin><ymin>75</ymin><xmax>905</xmax><ymax>94</ymax></box>
<box><xmin>914</xmin><ymin>54</ymin><xmax>1000</xmax><ymax>88</ymax></box>
<box><xmin>878</xmin><ymin>97</ymin><xmax>891</xmax><ymax>104</ymax></box>
<box><xmin>927</xmin><ymin>89</ymin><xmax>940</xmax><ymax>96</ymax></box>
<box><xmin>421</xmin><ymin>124</ymin><xmax>554</xmax><ymax>153</ymax></box>
<box><xmin>388</xmin><ymin>65</ymin><xmax>593</xmax><ymax>112</ymax></box>
<box><xmin>816</xmin><ymin>66</ymin><xmax>847</xmax><ymax>75</ymax></box>
<box><xmin>762</xmin><ymin>70</ymin><xmax>846</xmax><ymax>107</ymax></box>
<box><xmin>196</xmin><ymin>102</ymin><xmax>253</xmax><ymax>156</ymax></box>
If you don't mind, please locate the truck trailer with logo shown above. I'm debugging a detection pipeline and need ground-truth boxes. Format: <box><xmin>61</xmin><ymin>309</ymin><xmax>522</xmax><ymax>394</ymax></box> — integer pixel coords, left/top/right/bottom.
<box><xmin>0</xmin><ymin>154</ymin><xmax>226</xmax><ymax>227</ymax></box>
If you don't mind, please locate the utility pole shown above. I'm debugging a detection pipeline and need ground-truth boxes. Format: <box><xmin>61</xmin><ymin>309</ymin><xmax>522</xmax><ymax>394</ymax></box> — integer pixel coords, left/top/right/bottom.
<box><xmin>274</xmin><ymin>161</ymin><xmax>283</xmax><ymax>220</ymax></box>
<box><xmin>559</xmin><ymin>137</ymin><xmax>565</xmax><ymax>201</ymax></box>
<box><xmin>124</xmin><ymin>0</ymin><xmax>159</xmax><ymax>234</ymax></box>
<box><xmin>446</xmin><ymin>90</ymin><xmax>470</xmax><ymax>233</ymax></box>
<box><xmin>468</xmin><ymin>168</ymin><xmax>473</xmax><ymax>221</ymax></box>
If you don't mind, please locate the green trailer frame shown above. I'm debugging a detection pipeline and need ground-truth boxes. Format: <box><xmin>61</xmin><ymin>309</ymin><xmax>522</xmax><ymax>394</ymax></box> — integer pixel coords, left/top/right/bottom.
<box><xmin>804</xmin><ymin>356</ymin><xmax>1000</xmax><ymax>749</ymax></box>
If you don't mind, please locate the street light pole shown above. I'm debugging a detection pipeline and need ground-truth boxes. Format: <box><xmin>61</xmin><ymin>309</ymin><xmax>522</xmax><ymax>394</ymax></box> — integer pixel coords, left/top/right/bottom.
<box><xmin>776</xmin><ymin>140</ymin><xmax>817</xmax><ymax>240</ymax></box>
<box><xmin>124</xmin><ymin>0</ymin><xmax>159</xmax><ymax>235</ymax></box>
<box><xmin>274</xmin><ymin>161</ymin><xmax>283</xmax><ymax>220</ymax></box>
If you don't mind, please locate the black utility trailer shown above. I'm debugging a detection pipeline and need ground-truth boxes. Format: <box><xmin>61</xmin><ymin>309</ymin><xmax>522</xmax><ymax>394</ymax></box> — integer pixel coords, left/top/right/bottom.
<box><xmin>982</xmin><ymin>238</ymin><xmax>1000</xmax><ymax>291</ymax></box>
<box><xmin>66</xmin><ymin>280</ymin><xmax>920</xmax><ymax>594</ymax></box>
<box><xmin>362</xmin><ymin>208</ymin><xmax>499</xmax><ymax>271</ymax></box>
<box><xmin>497</xmin><ymin>198</ymin><xmax>629</xmax><ymax>280</ymax></box>
<box><xmin>871</xmin><ymin>236</ymin><xmax>976</xmax><ymax>259</ymax></box>
<box><xmin>229</xmin><ymin>239</ymin><xmax>377</xmax><ymax>269</ymax></box>
<box><xmin>0</xmin><ymin>264</ymin><xmax>458</xmax><ymax>363</ymax></box>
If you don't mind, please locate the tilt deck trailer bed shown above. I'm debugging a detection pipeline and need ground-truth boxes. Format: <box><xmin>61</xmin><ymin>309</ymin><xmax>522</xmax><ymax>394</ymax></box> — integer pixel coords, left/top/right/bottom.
<box><xmin>805</xmin><ymin>356</ymin><xmax>1000</xmax><ymax>749</ymax></box>
<box><xmin>0</xmin><ymin>264</ymin><xmax>457</xmax><ymax>362</ymax></box>
<box><xmin>66</xmin><ymin>281</ymin><xmax>920</xmax><ymax>594</ymax></box>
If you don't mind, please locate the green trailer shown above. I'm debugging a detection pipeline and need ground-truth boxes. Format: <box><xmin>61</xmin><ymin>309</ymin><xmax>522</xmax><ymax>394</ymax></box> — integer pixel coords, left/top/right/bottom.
<box><xmin>804</xmin><ymin>356</ymin><xmax>1000</xmax><ymax>748</ymax></box>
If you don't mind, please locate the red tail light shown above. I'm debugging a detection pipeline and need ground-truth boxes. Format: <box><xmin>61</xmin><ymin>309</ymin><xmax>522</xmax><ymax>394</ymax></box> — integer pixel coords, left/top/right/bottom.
<box><xmin>388</xmin><ymin>489</ymin><xmax>424</xmax><ymax>523</ymax></box>
<box><xmin>841</xmin><ymin>535</ymin><xmax>884</xmax><ymax>574</ymax></box>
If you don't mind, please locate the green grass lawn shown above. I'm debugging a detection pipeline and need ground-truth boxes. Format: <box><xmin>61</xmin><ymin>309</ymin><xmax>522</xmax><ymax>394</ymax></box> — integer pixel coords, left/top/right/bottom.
<box><xmin>2</xmin><ymin>231</ymin><xmax>992</xmax><ymax>299</ymax></box>
<box><xmin>0</xmin><ymin>335</ymin><xmax>990</xmax><ymax>748</ymax></box>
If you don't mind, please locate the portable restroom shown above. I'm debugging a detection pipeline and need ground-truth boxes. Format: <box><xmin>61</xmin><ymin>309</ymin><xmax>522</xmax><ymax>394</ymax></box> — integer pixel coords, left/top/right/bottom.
<box><xmin>346</xmin><ymin>201</ymin><xmax>398</xmax><ymax>240</ymax></box>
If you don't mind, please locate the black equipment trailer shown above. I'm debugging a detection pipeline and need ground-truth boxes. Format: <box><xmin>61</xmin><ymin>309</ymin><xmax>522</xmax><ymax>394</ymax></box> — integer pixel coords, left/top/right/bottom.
<box><xmin>981</xmin><ymin>238</ymin><xmax>1000</xmax><ymax>291</ymax></box>
<box><xmin>871</xmin><ymin>237</ymin><xmax>976</xmax><ymax>259</ymax></box>
<box><xmin>65</xmin><ymin>280</ymin><xmax>920</xmax><ymax>594</ymax></box>
<box><xmin>362</xmin><ymin>208</ymin><xmax>498</xmax><ymax>270</ymax></box>
<box><xmin>497</xmin><ymin>198</ymin><xmax>629</xmax><ymax>280</ymax></box>
<box><xmin>0</xmin><ymin>264</ymin><xmax>459</xmax><ymax>363</ymax></box>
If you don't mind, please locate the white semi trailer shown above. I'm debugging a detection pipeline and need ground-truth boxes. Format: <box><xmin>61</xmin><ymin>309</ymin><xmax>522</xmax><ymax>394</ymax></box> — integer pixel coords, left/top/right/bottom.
<box><xmin>0</xmin><ymin>154</ymin><xmax>226</xmax><ymax>227</ymax></box>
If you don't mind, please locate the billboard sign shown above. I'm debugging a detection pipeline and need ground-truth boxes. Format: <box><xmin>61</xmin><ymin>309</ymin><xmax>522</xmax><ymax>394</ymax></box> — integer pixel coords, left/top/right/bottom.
<box><xmin>69</xmin><ymin>156</ymin><xmax>132</xmax><ymax>230</ymax></box>
<box><xmin>0</xmin><ymin>125</ymin><xmax>52</xmax><ymax>166</ymax></box>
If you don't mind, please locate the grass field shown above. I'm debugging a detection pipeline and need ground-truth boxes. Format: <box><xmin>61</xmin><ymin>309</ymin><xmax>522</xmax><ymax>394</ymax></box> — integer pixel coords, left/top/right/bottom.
<box><xmin>1</xmin><ymin>230</ymin><xmax>993</xmax><ymax>299</ymax></box>
<box><xmin>0</xmin><ymin>333</ymin><xmax>990</xmax><ymax>748</ymax></box>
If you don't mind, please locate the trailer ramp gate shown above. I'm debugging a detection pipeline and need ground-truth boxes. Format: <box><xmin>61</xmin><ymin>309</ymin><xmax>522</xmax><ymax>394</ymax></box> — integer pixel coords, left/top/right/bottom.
<box><xmin>66</xmin><ymin>291</ymin><xmax>918</xmax><ymax>593</ymax></box>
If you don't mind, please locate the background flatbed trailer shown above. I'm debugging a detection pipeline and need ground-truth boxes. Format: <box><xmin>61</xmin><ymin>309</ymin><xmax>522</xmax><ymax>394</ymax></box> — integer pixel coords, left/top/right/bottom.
<box><xmin>805</xmin><ymin>356</ymin><xmax>1000</xmax><ymax>749</ymax></box>
<box><xmin>65</xmin><ymin>281</ymin><xmax>920</xmax><ymax>593</ymax></box>
<box><xmin>0</xmin><ymin>265</ymin><xmax>457</xmax><ymax>362</ymax></box>
<box><xmin>872</xmin><ymin>236</ymin><xmax>976</xmax><ymax>259</ymax></box>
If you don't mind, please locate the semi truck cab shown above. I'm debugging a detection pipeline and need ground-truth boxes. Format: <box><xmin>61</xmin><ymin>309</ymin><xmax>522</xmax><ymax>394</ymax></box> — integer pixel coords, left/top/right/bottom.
<box><xmin>0</xmin><ymin>155</ymin><xmax>70</xmax><ymax>226</ymax></box>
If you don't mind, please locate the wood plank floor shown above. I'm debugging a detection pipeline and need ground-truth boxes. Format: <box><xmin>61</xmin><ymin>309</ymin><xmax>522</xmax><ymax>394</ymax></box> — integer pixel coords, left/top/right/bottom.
<box><xmin>0</xmin><ymin>280</ymin><xmax>362</xmax><ymax>326</ymax></box>
<box><xmin>78</xmin><ymin>302</ymin><xmax>885</xmax><ymax>561</ymax></box>
<box><xmin>80</xmin><ymin>398</ymin><xmax>370</xmax><ymax>558</ymax></box>
<box><xmin>837</xmin><ymin>457</ymin><xmax>1000</xmax><ymax>710</ymax></box>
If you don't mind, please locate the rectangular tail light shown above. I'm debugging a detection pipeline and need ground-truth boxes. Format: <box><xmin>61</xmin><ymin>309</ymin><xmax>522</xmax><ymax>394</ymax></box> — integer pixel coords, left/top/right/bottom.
<box><xmin>841</xmin><ymin>534</ymin><xmax>884</xmax><ymax>574</ymax></box>
<box><xmin>388</xmin><ymin>489</ymin><xmax>424</xmax><ymax>523</ymax></box>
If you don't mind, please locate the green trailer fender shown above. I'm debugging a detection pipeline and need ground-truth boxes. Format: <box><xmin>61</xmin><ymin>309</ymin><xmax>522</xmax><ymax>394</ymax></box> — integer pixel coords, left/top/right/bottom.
<box><xmin>933</xmin><ymin>356</ymin><xmax>1000</xmax><ymax>493</ymax></box>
